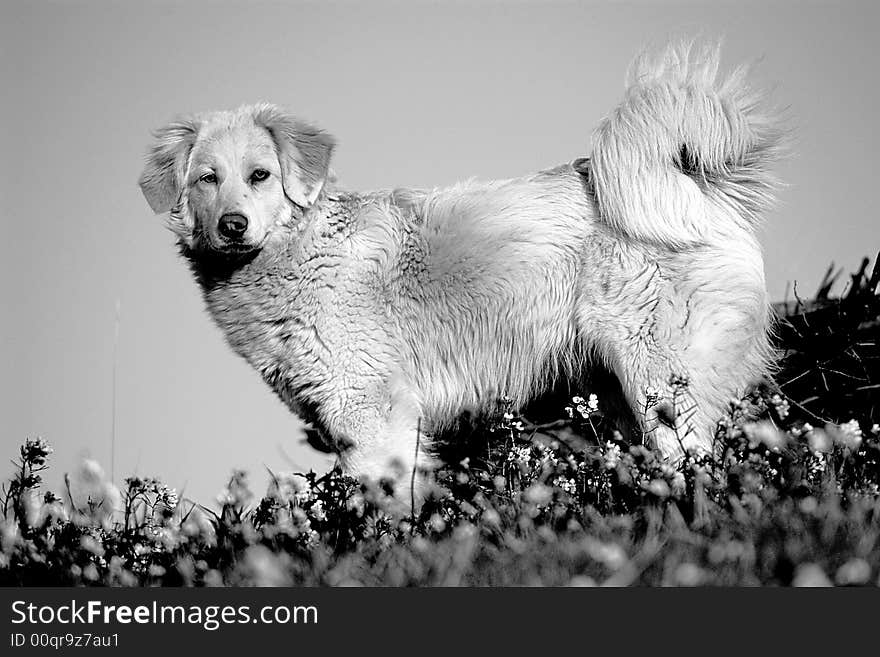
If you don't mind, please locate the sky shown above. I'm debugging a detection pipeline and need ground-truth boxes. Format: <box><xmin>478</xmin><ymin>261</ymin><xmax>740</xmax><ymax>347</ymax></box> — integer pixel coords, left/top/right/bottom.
<box><xmin>2</xmin><ymin>0</ymin><xmax>878</xmax><ymax>506</ymax></box>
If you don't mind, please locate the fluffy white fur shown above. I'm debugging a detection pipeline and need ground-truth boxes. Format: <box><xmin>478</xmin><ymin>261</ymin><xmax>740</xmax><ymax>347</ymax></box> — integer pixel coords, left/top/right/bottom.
<box><xmin>139</xmin><ymin>41</ymin><xmax>785</xmax><ymax>502</ymax></box>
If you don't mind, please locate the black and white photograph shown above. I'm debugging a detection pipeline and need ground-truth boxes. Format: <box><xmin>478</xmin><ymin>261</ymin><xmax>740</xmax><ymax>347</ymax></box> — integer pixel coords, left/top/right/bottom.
<box><xmin>2</xmin><ymin>0</ymin><xmax>879</xmax><ymax>608</ymax></box>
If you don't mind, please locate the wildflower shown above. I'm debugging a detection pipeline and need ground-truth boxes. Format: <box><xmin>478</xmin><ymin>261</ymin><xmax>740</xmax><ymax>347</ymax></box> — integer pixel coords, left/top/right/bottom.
<box><xmin>240</xmin><ymin>545</ymin><xmax>291</xmax><ymax>586</ymax></box>
<box><xmin>80</xmin><ymin>534</ymin><xmax>105</xmax><ymax>557</ymax></box>
<box><xmin>827</xmin><ymin>420</ymin><xmax>863</xmax><ymax>450</ymax></box>
<box><xmin>294</xmin><ymin>487</ymin><xmax>316</xmax><ymax>505</ymax></box>
<box><xmin>0</xmin><ymin>520</ymin><xmax>21</xmax><ymax>554</ymax></box>
<box><xmin>587</xmin><ymin>394</ymin><xmax>599</xmax><ymax>412</ymax></box>
<box><xmin>66</xmin><ymin>459</ymin><xmax>122</xmax><ymax>524</ymax></box>
<box><xmin>79</xmin><ymin>459</ymin><xmax>105</xmax><ymax>486</ymax></box>
<box><xmin>81</xmin><ymin>563</ymin><xmax>99</xmax><ymax>582</ymax></box>
<box><xmin>203</xmin><ymin>569</ymin><xmax>224</xmax><ymax>587</ymax></box>
<box><xmin>429</xmin><ymin>514</ymin><xmax>447</xmax><ymax>533</ymax></box>
<box><xmin>586</xmin><ymin>540</ymin><xmax>627</xmax><ymax>570</ymax></box>
<box><xmin>304</xmin><ymin>529</ymin><xmax>320</xmax><ymax>547</ymax></box>
<box><xmin>22</xmin><ymin>438</ymin><xmax>53</xmax><ymax>467</ymax></box>
<box><xmin>148</xmin><ymin>564</ymin><xmax>167</xmax><ymax>578</ymax></box>
<box><xmin>835</xmin><ymin>559</ymin><xmax>871</xmax><ymax>586</ymax></box>
<box><xmin>807</xmin><ymin>428</ymin><xmax>832</xmax><ymax>454</ymax></box>
<box><xmin>807</xmin><ymin>453</ymin><xmax>827</xmax><ymax>480</ymax></box>
<box><xmin>507</xmin><ymin>445</ymin><xmax>531</xmax><ymax>464</ymax></box>
<box><xmin>553</xmin><ymin>476</ymin><xmax>577</xmax><ymax>495</ymax></box>
<box><xmin>482</xmin><ymin>508</ymin><xmax>501</xmax><ymax>526</ymax></box>
<box><xmin>155</xmin><ymin>484</ymin><xmax>179</xmax><ymax>512</ymax></box>
<box><xmin>674</xmin><ymin>563</ymin><xmax>705</xmax><ymax>586</ymax></box>
<box><xmin>603</xmin><ymin>441</ymin><xmax>622</xmax><ymax>469</ymax></box>
<box><xmin>769</xmin><ymin>393</ymin><xmax>790</xmax><ymax>420</ymax></box>
<box><xmin>745</xmin><ymin>421</ymin><xmax>788</xmax><ymax>451</ymax></box>
<box><xmin>646</xmin><ymin>479</ymin><xmax>670</xmax><ymax>498</ymax></box>
<box><xmin>524</xmin><ymin>482</ymin><xmax>553</xmax><ymax>506</ymax></box>
<box><xmin>107</xmin><ymin>556</ymin><xmax>138</xmax><ymax>587</ymax></box>
<box><xmin>216</xmin><ymin>470</ymin><xmax>253</xmax><ymax>507</ymax></box>
<box><xmin>39</xmin><ymin>497</ymin><xmax>69</xmax><ymax>525</ymax></box>
<box><xmin>311</xmin><ymin>499</ymin><xmax>327</xmax><ymax>522</ymax></box>
<box><xmin>345</xmin><ymin>491</ymin><xmax>365</xmax><ymax>515</ymax></box>
<box><xmin>792</xmin><ymin>563</ymin><xmax>832</xmax><ymax>587</ymax></box>
<box><xmin>154</xmin><ymin>527</ymin><xmax>181</xmax><ymax>551</ymax></box>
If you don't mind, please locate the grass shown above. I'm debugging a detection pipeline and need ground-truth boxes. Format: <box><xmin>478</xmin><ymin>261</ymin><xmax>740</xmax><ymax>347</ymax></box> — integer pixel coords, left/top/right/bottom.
<box><xmin>1</xmin><ymin>256</ymin><xmax>878</xmax><ymax>586</ymax></box>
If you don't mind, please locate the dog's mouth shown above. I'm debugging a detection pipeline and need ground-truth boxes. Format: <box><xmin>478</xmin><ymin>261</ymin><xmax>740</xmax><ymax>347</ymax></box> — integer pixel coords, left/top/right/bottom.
<box><xmin>186</xmin><ymin>234</ymin><xmax>268</xmax><ymax>270</ymax></box>
<box><xmin>210</xmin><ymin>232</ymin><xmax>269</xmax><ymax>257</ymax></box>
<box><xmin>218</xmin><ymin>241</ymin><xmax>261</xmax><ymax>255</ymax></box>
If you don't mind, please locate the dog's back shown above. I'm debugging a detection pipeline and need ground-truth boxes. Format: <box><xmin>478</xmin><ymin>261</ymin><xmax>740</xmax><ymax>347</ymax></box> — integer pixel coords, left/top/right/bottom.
<box><xmin>388</xmin><ymin>166</ymin><xmax>595</xmax><ymax>423</ymax></box>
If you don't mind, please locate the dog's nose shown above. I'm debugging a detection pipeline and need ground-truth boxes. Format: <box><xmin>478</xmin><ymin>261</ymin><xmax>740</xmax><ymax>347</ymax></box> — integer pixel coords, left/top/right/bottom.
<box><xmin>218</xmin><ymin>213</ymin><xmax>249</xmax><ymax>240</ymax></box>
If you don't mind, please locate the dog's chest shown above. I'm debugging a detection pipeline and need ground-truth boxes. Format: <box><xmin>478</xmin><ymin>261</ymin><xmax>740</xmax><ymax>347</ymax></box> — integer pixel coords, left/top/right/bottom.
<box><xmin>199</xmin><ymin>246</ymin><xmax>382</xmax><ymax>418</ymax></box>
<box><xmin>202</xmin><ymin>262</ymin><xmax>331</xmax><ymax>392</ymax></box>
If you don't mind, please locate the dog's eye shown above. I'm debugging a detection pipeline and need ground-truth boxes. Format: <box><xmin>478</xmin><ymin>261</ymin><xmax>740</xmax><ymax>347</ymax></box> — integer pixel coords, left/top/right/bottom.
<box><xmin>199</xmin><ymin>172</ymin><xmax>217</xmax><ymax>184</ymax></box>
<box><xmin>250</xmin><ymin>169</ymin><xmax>270</xmax><ymax>184</ymax></box>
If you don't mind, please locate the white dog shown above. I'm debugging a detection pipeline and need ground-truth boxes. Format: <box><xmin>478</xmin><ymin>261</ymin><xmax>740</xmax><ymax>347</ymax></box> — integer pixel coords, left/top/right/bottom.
<box><xmin>140</xmin><ymin>42</ymin><xmax>784</xmax><ymax>501</ymax></box>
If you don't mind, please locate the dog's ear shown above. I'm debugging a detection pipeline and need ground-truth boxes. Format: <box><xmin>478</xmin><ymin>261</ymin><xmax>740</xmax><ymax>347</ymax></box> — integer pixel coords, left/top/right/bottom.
<box><xmin>139</xmin><ymin>117</ymin><xmax>201</xmax><ymax>214</ymax></box>
<box><xmin>252</xmin><ymin>104</ymin><xmax>335</xmax><ymax>208</ymax></box>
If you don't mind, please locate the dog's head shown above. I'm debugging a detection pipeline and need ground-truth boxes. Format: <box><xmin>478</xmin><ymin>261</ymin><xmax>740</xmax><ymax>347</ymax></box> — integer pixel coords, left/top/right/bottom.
<box><xmin>139</xmin><ymin>103</ymin><xmax>335</xmax><ymax>255</ymax></box>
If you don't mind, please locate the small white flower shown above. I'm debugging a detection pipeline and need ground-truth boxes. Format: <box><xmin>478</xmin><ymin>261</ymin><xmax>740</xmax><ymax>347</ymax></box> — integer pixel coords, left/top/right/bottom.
<box><xmin>770</xmin><ymin>393</ymin><xmax>790</xmax><ymax>420</ymax></box>
<box><xmin>829</xmin><ymin>419</ymin><xmax>863</xmax><ymax>450</ymax></box>
<box><xmin>670</xmin><ymin>471</ymin><xmax>686</xmax><ymax>496</ymax></box>
<box><xmin>553</xmin><ymin>476</ymin><xmax>577</xmax><ymax>495</ymax></box>
<box><xmin>603</xmin><ymin>441</ymin><xmax>622</xmax><ymax>469</ymax></box>
<box><xmin>745</xmin><ymin>421</ymin><xmax>788</xmax><ymax>451</ymax></box>
<box><xmin>311</xmin><ymin>499</ymin><xmax>327</xmax><ymax>522</ymax></box>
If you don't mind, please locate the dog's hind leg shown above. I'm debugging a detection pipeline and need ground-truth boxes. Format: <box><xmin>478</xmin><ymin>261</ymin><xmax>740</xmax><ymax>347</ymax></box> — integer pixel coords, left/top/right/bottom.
<box><xmin>597</xmin><ymin>288</ymin><xmax>772</xmax><ymax>462</ymax></box>
<box><xmin>597</xmin><ymin>339</ymin><xmax>722</xmax><ymax>461</ymax></box>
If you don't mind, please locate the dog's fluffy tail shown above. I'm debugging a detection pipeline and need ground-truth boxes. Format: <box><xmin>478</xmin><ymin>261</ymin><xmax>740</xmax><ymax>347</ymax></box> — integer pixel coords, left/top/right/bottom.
<box><xmin>590</xmin><ymin>40</ymin><xmax>786</xmax><ymax>247</ymax></box>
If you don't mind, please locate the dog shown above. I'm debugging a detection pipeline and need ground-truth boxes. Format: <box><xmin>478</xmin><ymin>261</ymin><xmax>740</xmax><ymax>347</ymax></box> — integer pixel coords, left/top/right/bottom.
<box><xmin>139</xmin><ymin>41</ymin><xmax>784</xmax><ymax>501</ymax></box>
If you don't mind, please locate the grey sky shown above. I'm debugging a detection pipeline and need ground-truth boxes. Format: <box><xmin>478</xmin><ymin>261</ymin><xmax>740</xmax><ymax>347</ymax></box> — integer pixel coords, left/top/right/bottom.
<box><xmin>2</xmin><ymin>0</ymin><xmax>877</xmax><ymax>506</ymax></box>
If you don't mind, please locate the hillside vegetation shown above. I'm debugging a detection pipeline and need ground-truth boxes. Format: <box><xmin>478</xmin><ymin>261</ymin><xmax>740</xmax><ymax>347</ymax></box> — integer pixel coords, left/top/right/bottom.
<box><xmin>2</xmin><ymin>256</ymin><xmax>878</xmax><ymax>586</ymax></box>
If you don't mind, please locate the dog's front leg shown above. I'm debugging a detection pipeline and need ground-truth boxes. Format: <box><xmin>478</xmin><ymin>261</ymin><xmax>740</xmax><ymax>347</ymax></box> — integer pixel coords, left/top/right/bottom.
<box><xmin>323</xmin><ymin>379</ymin><xmax>433</xmax><ymax>510</ymax></box>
